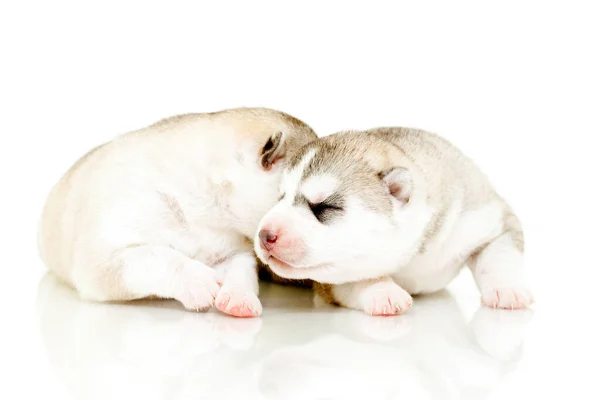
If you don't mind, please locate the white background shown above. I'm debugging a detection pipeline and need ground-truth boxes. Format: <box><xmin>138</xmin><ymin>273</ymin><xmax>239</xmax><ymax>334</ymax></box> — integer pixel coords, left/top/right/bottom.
<box><xmin>1</xmin><ymin>1</ymin><xmax>599</xmax><ymax>399</ymax></box>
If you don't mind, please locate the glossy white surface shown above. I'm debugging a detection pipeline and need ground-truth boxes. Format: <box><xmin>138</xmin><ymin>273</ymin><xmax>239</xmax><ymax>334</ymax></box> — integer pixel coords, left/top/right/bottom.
<box><xmin>17</xmin><ymin>267</ymin><xmax>586</xmax><ymax>400</ymax></box>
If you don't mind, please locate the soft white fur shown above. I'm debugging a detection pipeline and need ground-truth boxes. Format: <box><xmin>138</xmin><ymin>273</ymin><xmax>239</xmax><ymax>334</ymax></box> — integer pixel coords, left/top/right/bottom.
<box><xmin>39</xmin><ymin>108</ymin><xmax>315</xmax><ymax>317</ymax></box>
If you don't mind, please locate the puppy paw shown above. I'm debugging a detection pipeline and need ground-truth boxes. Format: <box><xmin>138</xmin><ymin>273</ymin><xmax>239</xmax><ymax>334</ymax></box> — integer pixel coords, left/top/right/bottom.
<box><xmin>215</xmin><ymin>288</ymin><xmax>263</xmax><ymax>318</ymax></box>
<box><xmin>481</xmin><ymin>286</ymin><xmax>534</xmax><ymax>310</ymax></box>
<box><xmin>360</xmin><ymin>281</ymin><xmax>413</xmax><ymax>316</ymax></box>
<box><xmin>175</xmin><ymin>266</ymin><xmax>220</xmax><ymax>312</ymax></box>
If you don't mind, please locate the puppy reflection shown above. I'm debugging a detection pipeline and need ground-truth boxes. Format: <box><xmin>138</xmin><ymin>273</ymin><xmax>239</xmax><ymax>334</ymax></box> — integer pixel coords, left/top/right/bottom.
<box><xmin>259</xmin><ymin>291</ymin><xmax>533</xmax><ymax>400</ymax></box>
<box><xmin>36</xmin><ymin>273</ymin><xmax>263</xmax><ymax>400</ymax></box>
<box><xmin>38</xmin><ymin>273</ymin><xmax>532</xmax><ymax>400</ymax></box>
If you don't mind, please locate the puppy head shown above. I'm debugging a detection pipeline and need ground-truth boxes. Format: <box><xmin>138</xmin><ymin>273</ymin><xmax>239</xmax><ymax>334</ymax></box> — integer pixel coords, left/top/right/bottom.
<box><xmin>254</xmin><ymin>131</ymin><xmax>427</xmax><ymax>284</ymax></box>
<box><xmin>216</xmin><ymin>108</ymin><xmax>317</xmax><ymax>235</ymax></box>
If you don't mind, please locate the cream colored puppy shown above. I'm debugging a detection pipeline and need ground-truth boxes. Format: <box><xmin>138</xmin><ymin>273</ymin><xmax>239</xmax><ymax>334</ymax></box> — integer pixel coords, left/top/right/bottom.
<box><xmin>39</xmin><ymin>108</ymin><xmax>316</xmax><ymax>317</ymax></box>
<box><xmin>255</xmin><ymin>128</ymin><xmax>533</xmax><ymax>315</ymax></box>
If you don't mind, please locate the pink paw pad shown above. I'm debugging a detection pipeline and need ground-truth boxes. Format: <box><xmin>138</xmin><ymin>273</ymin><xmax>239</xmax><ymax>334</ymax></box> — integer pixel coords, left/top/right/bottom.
<box><xmin>371</xmin><ymin>298</ymin><xmax>412</xmax><ymax>316</ymax></box>
<box><xmin>363</xmin><ymin>283</ymin><xmax>413</xmax><ymax>317</ymax></box>
<box><xmin>481</xmin><ymin>287</ymin><xmax>534</xmax><ymax>310</ymax></box>
<box><xmin>215</xmin><ymin>291</ymin><xmax>262</xmax><ymax>318</ymax></box>
<box><xmin>371</xmin><ymin>297</ymin><xmax>413</xmax><ymax>316</ymax></box>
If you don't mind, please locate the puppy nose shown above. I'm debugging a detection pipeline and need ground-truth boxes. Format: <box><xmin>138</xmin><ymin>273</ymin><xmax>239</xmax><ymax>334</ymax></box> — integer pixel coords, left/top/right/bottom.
<box><xmin>259</xmin><ymin>229</ymin><xmax>278</xmax><ymax>251</ymax></box>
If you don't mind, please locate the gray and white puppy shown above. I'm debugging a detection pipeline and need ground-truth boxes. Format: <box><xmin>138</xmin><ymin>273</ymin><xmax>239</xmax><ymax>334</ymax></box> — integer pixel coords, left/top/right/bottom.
<box><xmin>254</xmin><ymin>128</ymin><xmax>533</xmax><ymax>315</ymax></box>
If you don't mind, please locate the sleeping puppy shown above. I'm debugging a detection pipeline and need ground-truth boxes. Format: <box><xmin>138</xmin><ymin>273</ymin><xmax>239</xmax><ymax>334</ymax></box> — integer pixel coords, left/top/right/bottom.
<box><xmin>39</xmin><ymin>107</ymin><xmax>316</xmax><ymax>317</ymax></box>
<box><xmin>255</xmin><ymin>128</ymin><xmax>533</xmax><ymax>315</ymax></box>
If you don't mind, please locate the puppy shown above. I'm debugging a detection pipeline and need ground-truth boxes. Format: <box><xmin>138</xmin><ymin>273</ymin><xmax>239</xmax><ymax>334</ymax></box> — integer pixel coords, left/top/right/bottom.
<box><xmin>255</xmin><ymin>128</ymin><xmax>533</xmax><ymax>315</ymax></box>
<box><xmin>39</xmin><ymin>107</ymin><xmax>316</xmax><ymax>317</ymax></box>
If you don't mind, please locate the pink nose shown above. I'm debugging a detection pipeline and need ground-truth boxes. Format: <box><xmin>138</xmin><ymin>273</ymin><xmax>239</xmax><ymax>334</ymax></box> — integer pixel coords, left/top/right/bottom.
<box><xmin>259</xmin><ymin>229</ymin><xmax>278</xmax><ymax>251</ymax></box>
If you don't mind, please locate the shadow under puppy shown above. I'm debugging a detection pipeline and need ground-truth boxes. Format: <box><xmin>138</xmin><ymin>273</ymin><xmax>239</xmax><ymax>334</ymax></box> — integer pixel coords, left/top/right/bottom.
<box><xmin>255</xmin><ymin>127</ymin><xmax>533</xmax><ymax>315</ymax></box>
<box><xmin>39</xmin><ymin>107</ymin><xmax>317</xmax><ymax>317</ymax></box>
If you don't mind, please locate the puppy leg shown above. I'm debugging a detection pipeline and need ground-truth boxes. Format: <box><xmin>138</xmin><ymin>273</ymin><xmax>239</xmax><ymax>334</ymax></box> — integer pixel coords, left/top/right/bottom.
<box><xmin>316</xmin><ymin>277</ymin><xmax>413</xmax><ymax>316</ymax></box>
<box><xmin>214</xmin><ymin>252</ymin><xmax>262</xmax><ymax>318</ymax></box>
<box><xmin>74</xmin><ymin>245</ymin><xmax>220</xmax><ymax>311</ymax></box>
<box><xmin>468</xmin><ymin>232</ymin><xmax>534</xmax><ymax>309</ymax></box>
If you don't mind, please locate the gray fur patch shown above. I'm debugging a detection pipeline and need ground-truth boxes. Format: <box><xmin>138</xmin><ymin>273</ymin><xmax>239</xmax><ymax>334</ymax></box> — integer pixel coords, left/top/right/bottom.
<box><xmin>503</xmin><ymin>207</ymin><xmax>524</xmax><ymax>252</ymax></box>
<box><xmin>288</xmin><ymin>133</ymin><xmax>399</xmax><ymax>216</ymax></box>
<box><xmin>293</xmin><ymin>191</ymin><xmax>345</xmax><ymax>224</ymax></box>
<box><xmin>418</xmin><ymin>206</ymin><xmax>448</xmax><ymax>254</ymax></box>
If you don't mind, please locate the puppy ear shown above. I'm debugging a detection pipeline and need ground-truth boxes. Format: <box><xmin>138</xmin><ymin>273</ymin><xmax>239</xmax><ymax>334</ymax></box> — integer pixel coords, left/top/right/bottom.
<box><xmin>378</xmin><ymin>167</ymin><xmax>412</xmax><ymax>205</ymax></box>
<box><xmin>260</xmin><ymin>131</ymin><xmax>285</xmax><ymax>170</ymax></box>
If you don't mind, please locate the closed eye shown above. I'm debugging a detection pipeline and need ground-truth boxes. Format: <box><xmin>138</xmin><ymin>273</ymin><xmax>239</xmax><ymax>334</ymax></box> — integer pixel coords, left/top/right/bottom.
<box><xmin>278</xmin><ymin>193</ymin><xmax>285</xmax><ymax>201</ymax></box>
<box><xmin>309</xmin><ymin>201</ymin><xmax>343</xmax><ymax>223</ymax></box>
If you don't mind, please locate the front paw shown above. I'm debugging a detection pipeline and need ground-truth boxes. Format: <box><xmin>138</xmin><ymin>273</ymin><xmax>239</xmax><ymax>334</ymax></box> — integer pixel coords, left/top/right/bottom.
<box><xmin>360</xmin><ymin>281</ymin><xmax>413</xmax><ymax>316</ymax></box>
<box><xmin>481</xmin><ymin>286</ymin><xmax>534</xmax><ymax>310</ymax></box>
<box><xmin>215</xmin><ymin>287</ymin><xmax>263</xmax><ymax>318</ymax></box>
<box><xmin>175</xmin><ymin>266</ymin><xmax>220</xmax><ymax>312</ymax></box>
